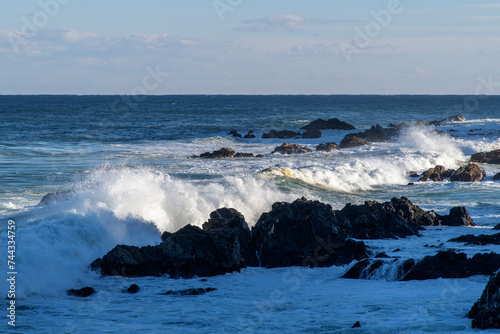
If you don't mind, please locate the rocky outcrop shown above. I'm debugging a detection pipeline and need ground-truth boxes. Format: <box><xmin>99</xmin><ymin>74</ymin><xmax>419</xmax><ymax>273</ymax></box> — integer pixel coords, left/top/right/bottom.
<box><xmin>228</xmin><ymin>130</ymin><xmax>242</xmax><ymax>138</ymax></box>
<box><xmin>470</xmin><ymin>149</ymin><xmax>500</xmax><ymax>165</ymax></box>
<box><xmin>202</xmin><ymin>208</ymin><xmax>258</xmax><ymax>267</ymax></box>
<box><xmin>262</xmin><ymin>129</ymin><xmax>300</xmax><ymax>139</ymax></box>
<box><xmin>90</xmin><ymin>224</ymin><xmax>244</xmax><ymax>278</ymax></box>
<box><xmin>38</xmin><ymin>190</ymin><xmax>73</xmax><ymax>206</ymax></box>
<box><xmin>67</xmin><ymin>287</ymin><xmax>95</xmax><ymax>297</ymax></box>
<box><xmin>316</xmin><ymin>142</ymin><xmax>339</xmax><ymax>151</ymax></box>
<box><xmin>200</xmin><ymin>148</ymin><xmax>235</xmax><ymax>159</ymax></box>
<box><xmin>301</xmin><ymin>129</ymin><xmax>322</xmax><ymax>139</ymax></box>
<box><xmin>450</xmin><ymin>163</ymin><xmax>486</xmax><ymax>182</ymax></box>
<box><xmin>468</xmin><ymin>271</ymin><xmax>500</xmax><ymax>329</ymax></box>
<box><xmin>341</xmin><ymin>258</ymin><xmax>415</xmax><ymax>280</ymax></box>
<box><xmin>272</xmin><ymin>143</ymin><xmax>312</xmax><ymax>154</ymax></box>
<box><xmin>437</xmin><ymin>206</ymin><xmax>475</xmax><ymax>226</ymax></box>
<box><xmin>164</xmin><ymin>287</ymin><xmax>216</xmax><ymax>296</ymax></box>
<box><xmin>244</xmin><ymin>131</ymin><xmax>256</xmax><ymax>139</ymax></box>
<box><xmin>417</xmin><ymin>165</ymin><xmax>455</xmax><ymax>182</ymax></box>
<box><xmin>449</xmin><ymin>233</ymin><xmax>500</xmax><ymax>245</ymax></box>
<box><xmin>401</xmin><ymin>250</ymin><xmax>500</xmax><ymax>281</ymax></box>
<box><xmin>234</xmin><ymin>153</ymin><xmax>254</xmax><ymax>158</ymax></box>
<box><xmin>339</xmin><ymin>135</ymin><xmax>369</xmax><ymax>148</ymax></box>
<box><xmin>300</xmin><ymin>118</ymin><xmax>355</xmax><ymax>131</ymax></box>
<box><xmin>252</xmin><ymin>197</ymin><xmax>368</xmax><ymax>268</ymax></box>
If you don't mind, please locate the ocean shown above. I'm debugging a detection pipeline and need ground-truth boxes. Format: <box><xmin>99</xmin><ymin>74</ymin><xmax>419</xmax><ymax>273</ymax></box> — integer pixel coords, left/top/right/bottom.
<box><xmin>1</xmin><ymin>95</ymin><xmax>500</xmax><ymax>333</ymax></box>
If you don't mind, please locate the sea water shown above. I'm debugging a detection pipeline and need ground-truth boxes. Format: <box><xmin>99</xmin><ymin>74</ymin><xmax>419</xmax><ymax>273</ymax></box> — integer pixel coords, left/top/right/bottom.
<box><xmin>0</xmin><ymin>95</ymin><xmax>500</xmax><ymax>333</ymax></box>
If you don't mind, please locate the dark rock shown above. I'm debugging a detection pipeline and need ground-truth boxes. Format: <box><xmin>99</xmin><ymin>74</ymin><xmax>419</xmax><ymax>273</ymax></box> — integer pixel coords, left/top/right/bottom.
<box><xmin>164</xmin><ymin>287</ymin><xmax>216</xmax><ymax>296</ymax></box>
<box><xmin>352</xmin><ymin>321</ymin><xmax>361</xmax><ymax>328</ymax></box>
<box><xmin>301</xmin><ymin>129</ymin><xmax>322</xmax><ymax>139</ymax></box>
<box><xmin>437</xmin><ymin>206</ymin><xmax>475</xmax><ymax>227</ymax></box>
<box><xmin>38</xmin><ymin>190</ymin><xmax>73</xmax><ymax>206</ymax></box>
<box><xmin>388</xmin><ymin>123</ymin><xmax>397</xmax><ymax>128</ymax></box>
<box><xmin>262</xmin><ymin>129</ymin><xmax>300</xmax><ymax>139</ymax></box>
<box><xmin>272</xmin><ymin>143</ymin><xmax>312</xmax><ymax>155</ymax></box>
<box><xmin>450</xmin><ymin>163</ymin><xmax>486</xmax><ymax>182</ymax></box>
<box><xmin>375</xmin><ymin>252</ymin><xmax>390</xmax><ymax>258</ymax></box>
<box><xmin>244</xmin><ymin>131</ymin><xmax>256</xmax><ymax>139</ymax></box>
<box><xmin>90</xmin><ymin>224</ymin><xmax>244</xmax><ymax>278</ymax></box>
<box><xmin>408</xmin><ymin>182</ymin><xmax>415</xmax><ymax>186</ymax></box>
<box><xmin>341</xmin><ymin>259</ymin><xmax>385</xmax><ymax>279</ymax></box>
<box><xmin>418</xmin><ymin>165</ymin><xmax>446</xmax><ymax>182</ymax></box>
<box><xmin>441</xmin><ymin>169</ymin><xmax>456</xmax><ymax>178</ymax></box>
<box><xmin>339</xmin><ymin>135</ymin><xmax>369</xmax><ymax>149</ymax></box>
<box><xmin>255</xmin><ymin>154</ymin><xmax>264</xmax><ymax>158</ymax></box>
<box><xmin>200</xmin><ymin>148</ymin><xmax>235</xmax><ymax>159</ymax></box>
<box><xmin>252</xmin><ymin>197</ymin><xmax>368</xmax><ymax>268</ymax></box>
<box><xmin>493</xmin><ymin>223</ymin><xmax>500</xmax><ymax>230</ymax></box>
<box><xmin>408</xmin><ymin>171</ymin><xmax>420</xmax><ymax>178</ymax></box>
<box><xmin>127</xmin><ymin>284</ymin><xmax>140</xmax><ymax>293</ymax></box>
<box><xmin>316</xmin><ymin>142</ymin><xmax>339</xmax><ymax>151</ymax></box>
<box><xmin>442</xmin><ymin>115</ymin><xmax>466</xmax><ymax>122</ymax></box>
<box><xmin>494</xmin><ymin>173</ymin><xmax>500</xmax><ymax>180</ymax></box>
<box><xmin>234</xmin><ymin>153</ymin><xmax>254</xmax><ymax>158</ymax></box>
<box><xmin>468</xmin><ymin>271</ymin><xmax>500</xmax><ymax>329</ymax></box>
<box><xmin>401</xmin><ymin>250</ymin><xmax>500</xmax><ymax>281</ymax></box>
<box><xmin>470</xmin><ymin>149</ymin><xmax>500</xmax><ymax>164</ymax></box>
<box><xmin>161</xmin><ymin>231</ymin><xmax>172</xmax><ymax>242</ymax></box>
<box><xmin>228</xmin><ymin>130</ymin><xmax>242</xmax><ymax>138</ymax></box>
<box><xmin>67</xmin><ymin>287</ymin><xmax>95</xmax><ymax>297</ymax></box>
<box><xmin>449</xmin><ymin>233</ymin><xmax>500</xmax><ymax>245</ymax></box>
<box><xmin>399</xmin><ymin>259</ymin><xmax>416</xmax><ymax>278</ymax></box>
<box><xmin>202</xmin><ymin>208</ymin><xmax>258</xmax><ymax>267</ymax></box>
<box><xmin>300</xmin><ymin>118</ymin><xmax>355</xmax><ymax>131</ymax></box>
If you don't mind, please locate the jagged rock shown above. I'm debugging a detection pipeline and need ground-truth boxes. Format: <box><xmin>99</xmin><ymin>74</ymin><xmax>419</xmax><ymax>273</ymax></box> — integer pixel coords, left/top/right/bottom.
<box><xmin>442</xmin><ymin>115</ymin><xmax>466</xmax><ymax>122</ymax></box>
<box><xmin>471</xmin><ymin>149</ymin><xmax>500</xmax><ymax>164</ymax></box>
<box><xmin>67</xmin><ymin>287</ymin><xmax>95</xmax><ymax>297</ymax></box>
<box><xmin>234</xmin><ymin>153</ymin><xmax>254</xmax><ymax>158</ymax></box>
<box><xmin>90</xmin><ymin>224</ymin><xmax>244</xmax><ymax>278</ymax></box>
<box><xmin>468</xmin><ymin>271</ymin><xmax>500</xmax><ymax>329</ymax></box>
<box><xmin>164</xmin><ymin>287</ymin><xmax>216</xmax><ymax>296</ymax></box>
<box><xmin>339</xmin><ymin>135</ymin><xmax>369</xmax><ymax>148</ymax></box>
<box><xmin>244</xmin><ymin>131</ymin><xmax>256</xmax><ymax>139</ymax></box>
<box><xmin>252</xmin><ymin>197</ymin><xmax>368</xmax><ymax>268</ymax></box>
<box><xmin>401</xmin><ymin>250</ymin><xmax>500</xmax><ymax>281</ymax></box>
<box><xmin>38</xmin><ymin>190</ymin><xmax>73</xmax><ymax>206</ymax></box>
<box><xmin>300</xmin><ymin>118</ymin><xmax>355</xmax><ymax>131</ymax></box>
<box><xmin>272</xmin><ymin>143</ymin><xmax>312</xmax><ymax>154</ymax></box>
<box><xmin>449</xmin><ymin>233</ymin><xmax>500</xmax><ymax>245</ymax></box>
<box><xmin>262</xmin><ymin>129</ymin><xmax>300</xmax><ymax>139</ymax></box>
<box><xmin>494</xmin><ymin>173</ymin><xmax>500</xmax><ymax>180</ymax></box>
<box><xmin>202</xmin><ymin>208</ymin><xmax>258</xmax><ymax>267</ymax></box>
<box><xmin>127</xmin><ymin>284</ymin><xmax>140</xmax><ymax>294</ymax></box>
<box><xmin>493</xmin><ymin>223</ymin><xmax>500</xmax><ymax>230</ymax></box>
<box><xmin>437</xmin><ymin>206</ymin><xmax>475</xmax><ymax>226</ymax></box>
<box><xmin>441</xmin><ymin>169</ymin><xmax>456</xmax><ymax>178</ymax></box>
<box><xmin>228</xmin><ymin>130</ymin><xmax>242</xmax><ymax>138</ymax></box>
<box><xmin>352</xmin><ymin>321</ymin><xmax>361</xmax><ymax>328</ymax></box>
<box><xmin>450</xmin><ymin>163</ymin><xmax>486</xmax><ymax>182</ymax></box>
<box><xmin>316</xmin><ymin>142</ymin><xmax>339</xmax><ymax>151</ymax></box>
<box><xmin>199</xmin><ymin>148</ymin><xmax>235</xmax><ymax>159</ymax></box>
<box><xmin>301</xmin><ymin>129</ymin><xmax>322</xmax><ymax>139</ymax></box>
<box><xmin>342</xmin><ymin>257</ymin><xmax>415</xmax><ymax>280</ymax></box>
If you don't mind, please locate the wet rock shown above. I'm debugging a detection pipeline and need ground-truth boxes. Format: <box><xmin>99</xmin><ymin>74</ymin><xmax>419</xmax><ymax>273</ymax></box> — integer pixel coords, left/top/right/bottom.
<box><xmin>352</xmin><ymin>321</ymin><xmax>362</xmax><ymax>328</ymax></box>
<box><xmin>450</xmin><ymin>163</ymin><xmax>486</xmax><ymax>182</ymax></box>
<box><xmin>494</xmin><ymin>173</ymin><xmax>500</xmax><ymax>180</ymax></box>
<box><xmin>437</xmin><ymin>206</ymin><xmax>475</xmax><ymax>227</ymax></box>
<box><xmin>272</xmin><ymin>143</ymin><xmax>312</xmax><ymax>154</ymax></box>
<box><xmin>228</xmin><ymin>130</ymin><xmax>242</xmax><ymax>138</ymax></box>
<box><xmin>468</xmin><ymin>271</ymin><xmax>500</xmax><ymax>329</ymax></box>
<box><xmin>300</xmin><ymin>118</ymin><xmax>355</xmax><ymax>131</ymax></box>
<box><xmin>401</xmin><ymin>250</ymin><xmax>500</xmax><ymax>281</ymax></box>
<box><xmin>38</xmin><ymin>190</ymin><xmax>73</xmax><ymax>206</ymax></box>
<box><xmin>202</xmin><ymin>208</ymin><xmax>258</xmax><ymax>267</ymax></box>
<box><xmin>67</xmin><ymin>287</ymin><xmax>95</xmax><ymax>297</ymax></box>
<box><xmin>199</xmin><ymin>148</ymin><xmax>235</xmax><ymax>159</ymax></box>
<box><xmin>316</xmin><ymin>142</ymin><xmax>339</xmax><ymax>151</ymax></box>
<box><xmin>442</xmin><ymin>115</ymin><xmax>466</xmax><ymax>122</ymax></box>
<box><xmin>449</xmin><ymin>233</ymin><xmax>500</xmax><ymax>245</ymax></box>
<box><xmin>234</xmin><ymin>153</ymin><xmax>254</xmax><ymax>158</ymax></box>
<box><xmin>252</xmin><ymin>197</ymin><xmax>368</xmax><ymax>268</ymax></box>
<box><xmin>244</xmin><ymin>131</ymin><xmax>256</xmax><ymax>139</ymax></box>
<box><xmin>341</xmin><ymin>259</ymin><xmax>385</xmax><ymax>279</ymax></box>
<box><xmin>408</xmin><ymin>171</ymin><xmax>420</xmax><ymax>178</ymax></box>
<box><xmin>339</xmin><ymin>135</ymin><xmax>369</xmax><ymax>148</ymax></box>
<box><xmin>471</xmin><ymin>149</ymin><xmax>500</xmax><ymax>164</ymax></box>
<box><xmin>164</xmin><ymin>287</ymin><xmax>216</xmax><ymax>296</ymax></box>
<box><xmin>262</xmin><ymin>129</ymin><xmax>300</xmax><ymax>139</ymax></box>
<box><xmin>416</xmin><ymin>120</ymin><xmax>443</xmax><ymax>127</ymax></box>
<box><xmin>90</xmin><ymin>224</ymin><xmax>244</xmax><ymax>278</ymax></box>
<box><xmin>127</xmin><ymin>284</ymin><xmax>140</xmax><ymax>294</ymax></box>
<box><xmin>301</xmin><ymin>129</ymin><xmax>322</xmax><ymax>139</ymax></box>
<box><xmin>441</xmin><ymin>169</ymin><xmax>456</xmax><ymax>178</ymax></box>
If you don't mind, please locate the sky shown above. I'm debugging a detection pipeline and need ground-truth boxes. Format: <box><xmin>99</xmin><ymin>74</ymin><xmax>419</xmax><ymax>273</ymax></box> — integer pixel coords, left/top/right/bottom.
<box><xmin>0</xmin><ymin>0</ymin><xmax>499</xmax><ymax>95</ymax></box>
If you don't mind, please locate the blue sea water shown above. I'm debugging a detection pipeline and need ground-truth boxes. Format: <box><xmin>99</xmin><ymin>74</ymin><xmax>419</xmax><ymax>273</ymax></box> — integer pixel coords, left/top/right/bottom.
<box><xmin>1</xmin><ymin>95</ymin><xmax>500</xmax><ymax>333</ymax></box>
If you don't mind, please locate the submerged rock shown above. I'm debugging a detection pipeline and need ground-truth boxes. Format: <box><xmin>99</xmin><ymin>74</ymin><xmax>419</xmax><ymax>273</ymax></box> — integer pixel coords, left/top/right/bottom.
<box><xmin>127</xmin><ymin>284</ymin><xmax>140</xmax><ymax>294</ymax></box>
<box><xmin>228</xmin><ymin>130</ymin><xmax>242</xmax><ymax>138</ymax></box>
<box><xmin>262</xmin><ymin>129</ymin><xmax>300</xmax><ymax>139</ymax></box>
<box><xmin>468</xmin><ymin>271</ymin><xmax>500</xmax><ymax>329</ymax></box>
<box><xmin>470</xmin><ymin>149</ymin><xmax>500</xmax><ymax>165</ymax></box>
<box><xmin>450</xmin><ymin>163</ymin><xmax>486</xmax><ymax>182</ymax></box>
<box><xmin>494</xmin><ymin>173</ymin><xmax>500</xmax><ymax>180</ymax></box>
<box><xmin>272</xmin><ymin>143</ymin><xmax>312</xmax><ymax>154</ymax></box>
<box><xmin>38</xmin><ymin>190</ymin><xmax>73</xmax><ymax>206</ymax></box>
<box><xmin>164</xmin><ymin>287</ymin><xmax>216</xmax><ymax>296</ymax></box>
<box><xmin>401</xmin><ymin>250</ymin><xmax>500</xmax><ymax>281</ymax></box>
<box><xmin>67</xmin><ymin>287</ymin><xmax>95</xmax><ymax>297</ymax></box>
<box><xmin>244</xmin><ymin>131</ymin><xmax>256</xmax><ymax>139</ymax></box>
<box><xmin>449</xmin><ymin>233</ymin><xmax>500</xmax><ymax>245</ymax></box>
<box><xmin>301</xmin><ymin>129</ymin><xmax>322</xmax><ymax>139</ymax></box>
<box><xmin>300</xmin><ymin>118</ymin><xmax>355</xmax><ymax>131</ymax></box>
<box><xmin>199</xmin><ymin>148</ymin><xmax>235</xmax><ymax>159</ymax></box>
<box><xmin>442</xmin><ymin>115</ymin><xmax>466</xmax><ymax>122</ymax></box>
<box><xmin>234</xmin><ymin>153</ymin><xmax>254</xmax><ymax>158</ymax></box>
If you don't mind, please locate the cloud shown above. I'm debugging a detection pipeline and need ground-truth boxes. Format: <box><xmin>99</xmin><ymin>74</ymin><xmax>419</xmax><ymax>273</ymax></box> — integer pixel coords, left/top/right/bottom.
<box><xmin>234</xmin><ymin>14</ymin><xmax>355</xmax><ymax>33</ymax></box>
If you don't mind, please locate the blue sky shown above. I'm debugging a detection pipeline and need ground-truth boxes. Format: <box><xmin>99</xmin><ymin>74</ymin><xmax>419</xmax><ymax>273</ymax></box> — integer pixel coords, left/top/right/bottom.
<box><xmin>1</xmin><ymin>0</ymin><xmax>499</xmax><ymax>94</ymax></box>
